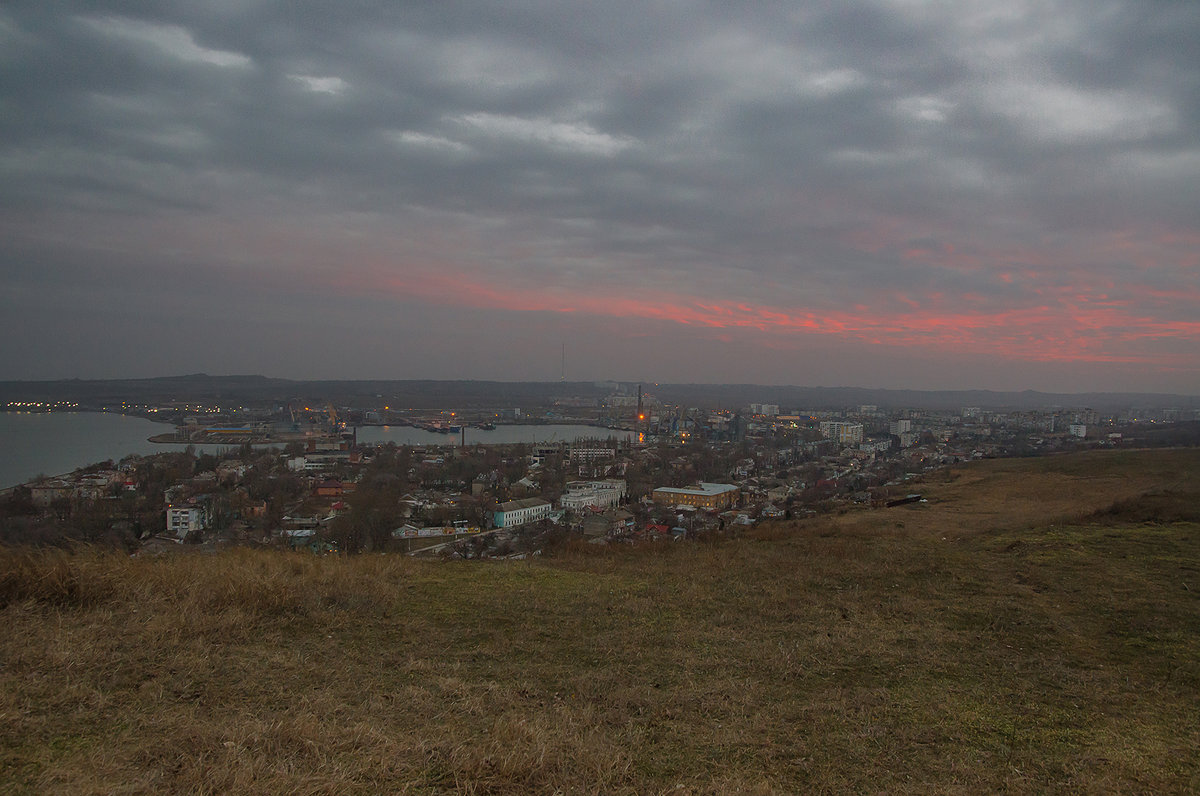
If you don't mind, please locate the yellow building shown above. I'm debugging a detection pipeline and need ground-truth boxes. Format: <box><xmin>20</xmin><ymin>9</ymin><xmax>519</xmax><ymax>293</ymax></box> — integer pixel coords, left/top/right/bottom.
<box><xmin>652</xmin><ymin>482</ymin><xmax>739</xmax><ymax>510</ymax></box>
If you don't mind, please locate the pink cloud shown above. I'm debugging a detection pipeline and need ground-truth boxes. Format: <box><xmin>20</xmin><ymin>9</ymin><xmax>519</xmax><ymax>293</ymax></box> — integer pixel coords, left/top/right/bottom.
<box><xmin>163</xmin><ymin>212</ymin><xmax>1199</xmax><ymax>374</ymax></box>
<box><xmin>352</xmin><ymin>263</ymin><xmax>1200</xmax><ymax>369</ymax></box>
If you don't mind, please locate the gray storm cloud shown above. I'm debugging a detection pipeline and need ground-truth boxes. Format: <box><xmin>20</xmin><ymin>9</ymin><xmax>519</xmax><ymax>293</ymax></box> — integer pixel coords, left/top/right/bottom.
<box><xmin>1</xmin><ymin>0</ymin><xmax>1198</xmax><ymax>391</ymax></box>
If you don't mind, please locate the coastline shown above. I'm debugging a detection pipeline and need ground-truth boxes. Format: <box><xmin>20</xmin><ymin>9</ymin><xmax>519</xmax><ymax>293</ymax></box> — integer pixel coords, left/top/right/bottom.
<box><xmin>0</xmin><ymin>413</ymin><xmax>638</xmax><ymax>489</ymax></box>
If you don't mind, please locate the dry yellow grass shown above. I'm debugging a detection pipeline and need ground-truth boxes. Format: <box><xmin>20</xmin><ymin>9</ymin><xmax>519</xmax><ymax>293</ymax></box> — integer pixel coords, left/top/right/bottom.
<box><xmin>2</xmin><ymin>448</ymin><xmax>1199</xmax><ymax>794</ymax></box>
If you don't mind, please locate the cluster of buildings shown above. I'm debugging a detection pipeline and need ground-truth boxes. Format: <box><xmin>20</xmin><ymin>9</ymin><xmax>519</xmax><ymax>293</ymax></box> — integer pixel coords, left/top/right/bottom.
<box><xmin>28</xmin><ymin>469</ymin><xmax>135</xmax><ymax>507</ymax></box>
<box><xmin>9</xmin><ymin>391</ymin><xmax>1197</xmax><ymax>556</ymax></box>
<box><xmin>493</xmin><ymin>479</ymin><xmax>739</xmax><ymax>531</ymax></box>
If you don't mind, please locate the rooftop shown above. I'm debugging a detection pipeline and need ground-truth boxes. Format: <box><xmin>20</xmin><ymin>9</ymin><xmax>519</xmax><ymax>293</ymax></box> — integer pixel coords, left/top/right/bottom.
<box><xmin>496</xmin><ymin>497</ymin><xmax>552</xmax><ymax>512</ymax></box>
<box><xmin>653</xmin><ymin>482</ymin><xmax>739</xmax><ymax>496</ymax></box>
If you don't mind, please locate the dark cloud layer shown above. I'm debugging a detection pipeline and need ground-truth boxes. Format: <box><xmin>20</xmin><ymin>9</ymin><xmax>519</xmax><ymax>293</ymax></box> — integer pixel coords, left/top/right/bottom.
<box><xmin>2</xmin><ymin>1</ymin><xmax>1198</xmax><ymax>391</ymax></box>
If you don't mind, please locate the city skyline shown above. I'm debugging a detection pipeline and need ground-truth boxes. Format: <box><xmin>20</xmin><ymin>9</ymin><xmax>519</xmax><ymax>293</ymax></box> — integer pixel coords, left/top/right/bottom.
<box><xmin>2</xmin><ymin>2</ymin><xmax>1199</xmax><ymax>394</ymax></box>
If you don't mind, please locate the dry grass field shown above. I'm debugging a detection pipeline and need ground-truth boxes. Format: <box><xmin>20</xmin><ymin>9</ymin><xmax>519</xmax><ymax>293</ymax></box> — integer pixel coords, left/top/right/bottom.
<box><xmin>2</xmin><ymin>448</ymin><xmax>1198</xmax><ymax>794</ymax></box>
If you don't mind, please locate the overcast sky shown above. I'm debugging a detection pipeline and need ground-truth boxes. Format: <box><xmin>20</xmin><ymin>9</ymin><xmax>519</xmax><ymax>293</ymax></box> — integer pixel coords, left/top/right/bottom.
<box><xmin>2</xmin><ymin>1</ymin><xmax>1198</xmax><ymax>393</ymax></box>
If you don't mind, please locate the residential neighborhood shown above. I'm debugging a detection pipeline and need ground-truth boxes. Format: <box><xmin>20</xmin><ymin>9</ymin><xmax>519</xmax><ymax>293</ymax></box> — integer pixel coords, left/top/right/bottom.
<box><xmin>3</xmin><ymin>390</ymin><xmax>1197</xmax><ymax>557</ymax></box>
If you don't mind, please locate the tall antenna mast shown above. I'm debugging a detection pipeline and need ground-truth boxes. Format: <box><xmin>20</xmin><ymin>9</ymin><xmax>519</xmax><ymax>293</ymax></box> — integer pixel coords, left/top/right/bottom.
<box><xmin>561</xmin><ymin>342</ymin><xmax>565</xmax><ymax>382</ymax></box>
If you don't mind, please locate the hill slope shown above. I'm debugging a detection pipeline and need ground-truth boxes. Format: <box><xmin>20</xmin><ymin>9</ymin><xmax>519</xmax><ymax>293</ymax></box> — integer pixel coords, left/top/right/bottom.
<box><xmin>2</xmin><ymin>449</ymin><xmax>1199</xmax><ymax>794</ymax></box>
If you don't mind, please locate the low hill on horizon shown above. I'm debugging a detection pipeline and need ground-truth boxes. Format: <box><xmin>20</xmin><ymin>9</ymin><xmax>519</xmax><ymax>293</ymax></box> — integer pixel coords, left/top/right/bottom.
<box><xmin>2</xmin><ymin>448</ymin><xmax>1198</xmax><ymax>793</ymax></box>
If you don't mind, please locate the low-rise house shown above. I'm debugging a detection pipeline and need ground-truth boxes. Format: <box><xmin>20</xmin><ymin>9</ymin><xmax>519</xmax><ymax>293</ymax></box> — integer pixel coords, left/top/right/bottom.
<box><xmin>163</xmin><ymin>484</ymin><xmax>186</xmax><ymax>507</ymax></box>
<box><xmin>316</xmin><ymin>479</ymin><xmax>344</xmax><ymax>497</ymax></box>
<box><xmin>859</xmin><ymin>439</ymin><xmax>893</xmax><ymax>454</ymax></box>
<box><xmin>72</xmin><ymin>474</ymin><xmax>112</xmax><ymax>500</ymax></box>
<box><xmin>285</xmin><ymin>528</ymin><xmax>316</xmax><ymax>548</ymax></box>
<box><xmin>766</xmin><ymin>485</ymin><xmax>790</xmax><ymax>503</ymax></box>
<box><xmin>282</xmin><ymin>515</ymin><xmax>320</xmax><ymax>530</ymax></box>
<box><xmin>471</xmin><ymin>471</ymin><xmax>498</xmax><ymax>496</ymax></box>
<box><xmin>31</xmin><ymin>480</ymin><xmax>72</xmax><ymax>507</ymax></box>
<box><xmin>581</xmin><ymin>509</ymin><xmax>635</xmax><ymax>538</ymax></box>
<box><xmin>243</xmin><ymin>500</ymin><xmax>268</xmax><ymax>518</ymax></box>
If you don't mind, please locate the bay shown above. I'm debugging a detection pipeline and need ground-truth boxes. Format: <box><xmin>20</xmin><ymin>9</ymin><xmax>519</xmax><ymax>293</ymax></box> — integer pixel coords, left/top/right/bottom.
<box><xmin>0</xmin><ymin>412</ymin><xmax>234</xmax><ymax>489</ymax></box>
<box><xmin>0</xmin><ymin>413</ymin><xmax>633</xmax><ymax>489</ymax></box>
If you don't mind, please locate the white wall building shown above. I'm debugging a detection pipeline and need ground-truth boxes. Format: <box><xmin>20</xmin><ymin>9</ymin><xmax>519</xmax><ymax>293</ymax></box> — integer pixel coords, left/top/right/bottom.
<box><xmin>560</xmin><ymin>480</ymin><xmax>627</xmax><ymax>511</ymax></box>
<box><xmin>569</xmin><ymin>446</ymin><xmax>616</xmax><ymax>463</ymax></box>
<box><xmin>493</xmin><ymin>498</ymin><xmax>552</xmax><ymax>528</ymax></box>
<box><xmin>167</xmin><ymin>506</ymin><xmax>205</xmax><ymax>540</ymax></box>
<box><xmin>287</xmin><ymin>456</ymin><xmax>328</xmax><ymax>472</ymax></box>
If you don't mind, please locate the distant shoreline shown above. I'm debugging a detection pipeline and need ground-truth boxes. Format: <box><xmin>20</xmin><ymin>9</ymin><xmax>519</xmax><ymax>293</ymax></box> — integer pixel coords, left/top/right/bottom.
<box><xmin>4</xmin><ymin>375</ymin><xmax>1198</xmax><ymax>411</ymax></box>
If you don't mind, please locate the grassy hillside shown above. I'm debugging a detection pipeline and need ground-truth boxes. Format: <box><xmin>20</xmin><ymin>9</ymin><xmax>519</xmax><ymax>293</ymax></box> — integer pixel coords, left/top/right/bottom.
<box><xmin>2</xmin><ymin>449</ymin><xmax>1199</xmax><ymax>794</ymax></box>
